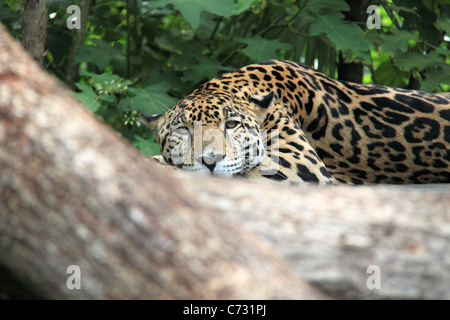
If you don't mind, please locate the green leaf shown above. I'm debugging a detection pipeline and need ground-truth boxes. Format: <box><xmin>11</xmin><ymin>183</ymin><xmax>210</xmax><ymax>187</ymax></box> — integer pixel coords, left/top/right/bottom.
<box><xmin>236</xmin><ymin>35</ymin><xmax>293</xmax><ymax>62</ymax></box>
<box><xmin>154</xmin><ymin>0</ymin><xmax>245</xmax><ymax>29</ymax></box>
<box><xmin>437</xmin><ymin>16</ymin><xmax>450</xmax><ymax>34</ymax></box>
<box><xmin>420</xmin><ymin>65</ymin><xmax>450</xmax><ymax>92</ymax></box>
<box><xmin>375</xmin><ymin>62</ymin><xmax>408</xmax><ymax>88</ymax></box>
<box><xmin>380</xmin><ymin>30</ymin><xmax>418</xmax><ymax>55</ymax></box>
<box><xmin>73</xmin><ymin>83</ymin><xmax>101</xmax><ymax>112</ymax></box>
<box><xmin>80</xmin><ymin>71</ymin><xmax>122</xmax><ymax>88</ymax></box>
<box><xmin>289</xmin><ymin>11</ymin><xmax>316</xmax><ymax>33</ymax></box>
<box><xmin>183</xmin><ymin>53</ymin><xmax>223</xmax><ymax>83</ymax></box>
<box><xmin>435</xmin><ymin>47</ymin><xmax>450</xmax><ymax>58</ymax></box>
<box><xmin>395</xmin><ymin>52</ymin><xmax>445</xmax><ymax>71</ymax></box>
<box><xmin>98</xmin><ymin>94</ymin><xmax>117</xmax><ymax>103</ymax></box>
<box><xmin>307</xmin><ymin>0</ymin><xmax>350</xmax><ymax>12</ymax></box>
<box><xmin>79</xmin><ymin>71</ymin><xmax>133</xmax><ymax>108</ymax></box>
<box><xmin>389</xmin><ymin>3</ymin><xmax>419</xmax><ymax>15</ymax></box>
<box><xmin>133</xmin><ymin>135</ymin><xmax>161</xmax><ymax>157</ymax></box>
<box><xmin>75</xmin><ymin>39</ymin><xmax>125</xmax><ymax>70</ymax></box>
<box><xmin>120</xmin><ymin>83</ymin><xmax>178</xmax><ymax>115</ymax></box>
<box><xmin>308</xmin><ymin>11</ymin><xmax>372</xmax><ymax>61</ymax></box>
<box><xmin>233</xmin><ymin>0</ymin><xmax>255</xmax><ymax>14</ymax></box>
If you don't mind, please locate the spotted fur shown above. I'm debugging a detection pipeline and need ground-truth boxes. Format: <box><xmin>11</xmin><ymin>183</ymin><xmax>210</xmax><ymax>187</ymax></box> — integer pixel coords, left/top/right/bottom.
<box><xmin>140</xmin><ymin>60</ymin><xmax>450</xmax><ymax>184</ymax></box>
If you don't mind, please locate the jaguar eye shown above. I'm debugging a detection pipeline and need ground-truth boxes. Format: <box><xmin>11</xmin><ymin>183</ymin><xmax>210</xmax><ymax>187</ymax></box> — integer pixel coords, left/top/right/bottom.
<box><xmin>225</xmin><ymin>120</ymin><xmax>239</xmax><ymax>129</ymax></box>
<box><xmin>173</xmin><ymin>126</ymin><xmax>190</xmax><ymax>135</ymax></box>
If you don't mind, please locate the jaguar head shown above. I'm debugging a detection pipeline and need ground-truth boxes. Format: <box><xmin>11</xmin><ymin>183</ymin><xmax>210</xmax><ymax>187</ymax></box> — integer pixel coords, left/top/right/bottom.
<box><xmin>140</xmin><ymin>91</ymin><xmax>275</xmax><ymax>176</ymax></box>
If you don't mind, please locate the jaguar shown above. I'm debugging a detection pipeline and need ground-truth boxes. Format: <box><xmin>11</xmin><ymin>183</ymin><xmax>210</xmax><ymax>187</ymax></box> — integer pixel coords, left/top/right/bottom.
<box><xmin>140</xmin><ymin>59</ymin><xmax>450</xmax><ymax>185</ymax></box>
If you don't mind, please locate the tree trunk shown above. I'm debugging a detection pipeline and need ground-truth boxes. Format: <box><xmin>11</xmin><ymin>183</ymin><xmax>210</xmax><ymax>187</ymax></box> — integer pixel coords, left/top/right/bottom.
<box><xmin>1</xmin><ymin>24</ymin><xmax>449</xmax><ymax>300</ymax></box>
<box><xmin>65</xmin><ymin>0</ymin><xmax>91</xmax><ymax>88</ymax></box>
<box><xmin>337</xmin><ymin>0</ymin><xmax>370</xmax><ymax>83</ymax></box>
<box><xmin>21</xmin><ymin>0</ymin><xmax>47</xmax><ymax>65</ymax></box>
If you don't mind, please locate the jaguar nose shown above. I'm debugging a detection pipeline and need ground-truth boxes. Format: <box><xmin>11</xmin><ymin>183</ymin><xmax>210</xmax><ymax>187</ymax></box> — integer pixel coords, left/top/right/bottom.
<box><xmin>196</xmin><ymin>153</ymin><xmax>225</xmax><ymax>172</ymax></box>
<box><xmin>203</xmin><ymin>159</ymin><xmax>217</xmax><ymax>172</ymax></box>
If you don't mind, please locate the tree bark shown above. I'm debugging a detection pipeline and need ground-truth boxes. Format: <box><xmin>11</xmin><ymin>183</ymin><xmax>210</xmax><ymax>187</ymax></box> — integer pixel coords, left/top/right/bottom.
<box><xmin>1</xmin><ymin>24</ymin><xmax>449</xmax><ymax>300</ymax></box>
<box><xmin>21</xmin><ymin>0</ymin><xmax>47</xmax><ymax>65</ymax></box>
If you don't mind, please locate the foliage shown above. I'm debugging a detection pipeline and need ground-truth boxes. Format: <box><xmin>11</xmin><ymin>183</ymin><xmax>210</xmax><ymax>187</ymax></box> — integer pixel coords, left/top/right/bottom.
<box><xmin>1</xmin><ymin>0</ymin><xmax>449</xmax><ymax>156</ymax></box>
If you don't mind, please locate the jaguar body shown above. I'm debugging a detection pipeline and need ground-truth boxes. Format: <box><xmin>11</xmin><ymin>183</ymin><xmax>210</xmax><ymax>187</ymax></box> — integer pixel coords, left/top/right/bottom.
<box><xmin>140</xmin><ymin>60</ymin><xmax>450</xmax><ymax>185</ymax></box>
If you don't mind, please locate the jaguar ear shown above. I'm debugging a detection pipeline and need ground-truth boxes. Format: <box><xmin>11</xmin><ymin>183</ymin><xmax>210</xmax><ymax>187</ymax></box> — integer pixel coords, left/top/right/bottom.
<box><xmin>249</xmin><ymin>92</ymin><xmax>276</xmax><ymax>123</ymax></box>
<box><xmin>139</xmin><ymin>113</ymin><xmax>162</xmax><ymax>139</ymax></box>
<box><xmin>249</xmin><ymin>92</ymin><xmax>275</xmax><ymax>109</ymax></box>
